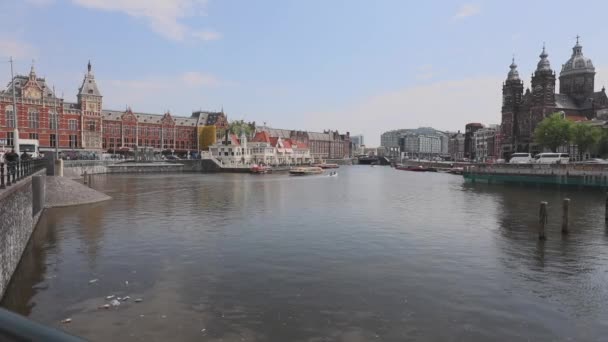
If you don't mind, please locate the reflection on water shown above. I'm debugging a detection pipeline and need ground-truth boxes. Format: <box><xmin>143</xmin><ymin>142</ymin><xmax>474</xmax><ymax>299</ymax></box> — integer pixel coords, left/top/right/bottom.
<box><xmin>3</xmin><ymin>168</ymin><xmax>608</xmax><ymax>341</ymax></box>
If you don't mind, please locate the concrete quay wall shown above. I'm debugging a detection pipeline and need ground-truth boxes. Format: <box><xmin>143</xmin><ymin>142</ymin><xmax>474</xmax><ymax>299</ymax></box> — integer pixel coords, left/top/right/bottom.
<box><xmin>464</xmin><ymin>164</ymin><xmax>608</xmax><ymax>188</ymax></box>
<box><xmin>0</xmin><ymin>170</ymin><xmax>46</xmax><ymax>298</ymax></box>
<box><xmin>63</xmin><ymin>161</ymin><xmax>187</xmax><ymax>178</ymax></box>
<box><xmin>62</xmin><ymin>160</ymin><xmax>112</xmax><ymax>178</ymax></box>
<box><xmin>106</xmin><ymin>163</ymin><xmax>183</xmax><ymax>173</ymax></box>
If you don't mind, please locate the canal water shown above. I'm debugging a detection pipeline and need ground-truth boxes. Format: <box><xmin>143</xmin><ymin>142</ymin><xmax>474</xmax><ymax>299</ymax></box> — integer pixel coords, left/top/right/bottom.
<box><xmin>2</xmin><ymin>167</ymin><xmax>608</xmax><ymax>341</ymax></box>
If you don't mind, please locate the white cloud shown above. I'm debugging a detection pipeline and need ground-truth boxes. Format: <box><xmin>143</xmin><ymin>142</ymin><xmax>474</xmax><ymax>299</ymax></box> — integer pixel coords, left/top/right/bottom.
<box><xmin>453</xmin><ymin>4</ymin><xmax>481</xmax><ymax>20</ymax></box>
<box><xmin>191</xmin><ymin>30</ymin><xmax>222</xmax><ymax>41</ymax></box>
<box><xmin>0</xmin><ymin>37</ymin><xmax>37</xmax><ymax>59</ymax></box>
<box><xmin>295</xmin><ymin>76</ymin><xmax>502</xmax><ymax>146</ymax></box>
<box><xmin>71</xmin><ymin>0</ymin><xmax>219</xmax><ymax>42</ymax></box>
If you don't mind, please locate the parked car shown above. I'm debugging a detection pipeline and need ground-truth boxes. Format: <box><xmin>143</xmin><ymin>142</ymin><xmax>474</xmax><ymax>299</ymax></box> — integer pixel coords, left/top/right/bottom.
<box><xmin>535</xmin><ymin>153</ymin><xmax>570</xmax><ymax>164</ymax></box>
<box><xmin>509</xmin><ymin>153</ymin><xmax>533</xmax><ymax>164</ymax></box>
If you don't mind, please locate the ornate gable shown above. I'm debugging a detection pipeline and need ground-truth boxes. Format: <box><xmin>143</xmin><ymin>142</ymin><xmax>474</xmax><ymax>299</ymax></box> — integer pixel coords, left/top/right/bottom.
<box><xmin>121</xmin><ymin>108</ymin><xmax>138</xmax><ymax>123</ymax></box>
<box><xmin>161</xmin><ymin>112</ymin><xmax>175</xmax><ymax>125</ymax></box>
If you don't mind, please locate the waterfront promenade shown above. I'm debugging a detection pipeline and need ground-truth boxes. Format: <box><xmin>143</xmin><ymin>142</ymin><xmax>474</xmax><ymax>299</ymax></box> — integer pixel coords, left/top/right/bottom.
<box><xmin>2</xmin><ymin>167</ymin><xmax>608</xmax><ymax>341</ymax></box>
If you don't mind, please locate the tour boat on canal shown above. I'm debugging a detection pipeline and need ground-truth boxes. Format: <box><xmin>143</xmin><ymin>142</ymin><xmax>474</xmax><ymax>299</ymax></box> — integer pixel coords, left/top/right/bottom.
<box><xmin>289</xmin><ymin>166</ymin><xmax>324</xmax><ymax>176</ymax></box>
<box><xmin>312</xmin><ymin>163</ymin><xmax>339</xmax><ymax>169</ymax></box>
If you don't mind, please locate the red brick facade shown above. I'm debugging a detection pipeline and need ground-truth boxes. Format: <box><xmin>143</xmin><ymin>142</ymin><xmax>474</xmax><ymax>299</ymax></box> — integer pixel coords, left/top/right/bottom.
<box><xmin>0</xmin><ymin>63</ymin><xmax>227</xmax><ymax>154</ymax></box>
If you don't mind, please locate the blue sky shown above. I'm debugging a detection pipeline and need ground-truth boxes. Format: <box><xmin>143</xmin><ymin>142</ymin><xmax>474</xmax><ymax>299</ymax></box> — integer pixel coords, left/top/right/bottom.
<box><xmin>1</xmin><ymin>0</ymin><xmax>607</xmax><ymax>145</ymax></box>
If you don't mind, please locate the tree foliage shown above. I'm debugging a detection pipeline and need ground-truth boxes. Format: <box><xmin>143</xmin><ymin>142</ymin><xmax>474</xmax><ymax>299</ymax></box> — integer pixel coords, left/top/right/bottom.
<box><xmin>570</xmin><ymin>123</ymin><xmax>601</xmax><ymax>159</ymax></box>
<box><xmin>229</xmin><ymin>120</ymin><xmax>254</xmax><ymax>137</ymax></box>
<box><xmin>597</xmin><ymin>129</ymin><xmax>608</xmax><ymax>157</ymax></box>
<box><xmin>534</xmin><ymin>113</ymin><xmax>573</xmax><ymax>152</ymax></box>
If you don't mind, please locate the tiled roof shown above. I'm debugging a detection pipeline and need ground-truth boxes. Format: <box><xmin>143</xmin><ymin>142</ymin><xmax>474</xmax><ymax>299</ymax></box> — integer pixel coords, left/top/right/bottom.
<box><xmin>257</xmin><ymin>126</ymin><xmax>345</xmax><ymax>142</ymax></box>
<box><xmin>565</xmin><ymin>115</ymin><xmax>588</xmax><ymax>122</ymax></box>
<box><xmin>230</xmin><ymin>133</ymin><xmax>240</xmax><ymax>146</ymax></box>
<box><xmin>4</xmin><ymin>75</ymin><xmax>56</xmax><ymax>98</ymax></box>
<box><xmin>78</xmin><ymin>72</ymin><xmax>101</xmax><ymax>97</ymax></box>
<box><xmin>252</xmin><ymin>131</ymin><xmax>271</xmax><ymax>143</ymax></box>
<box><xmin>101</xmin><ymin>109</ymin><xmax>198</xmax><ymax>126</ymax></box>
<box><xmin>555</xmin><ymin>94</ymin><xmax>579</xmax><ymax>110</ymax></box>
<box><xmin>192</xmin><ymin>111</ymin><xmax>226</xmax><ymax>126</ymax></box>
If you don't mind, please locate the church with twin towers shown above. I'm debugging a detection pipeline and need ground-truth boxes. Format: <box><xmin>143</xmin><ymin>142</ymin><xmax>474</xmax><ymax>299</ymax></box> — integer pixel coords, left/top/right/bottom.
<box><xmin>500</xmin><ymin>37</ymin><xmax>608</xmax><ymax>157</ymax></box>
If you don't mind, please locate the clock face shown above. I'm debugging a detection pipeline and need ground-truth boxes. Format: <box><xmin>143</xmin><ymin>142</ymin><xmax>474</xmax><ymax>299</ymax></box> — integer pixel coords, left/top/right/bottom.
<box><xmin>24</xmin><ymin>86</ymin><xmax>42</xmax><ymax>99</ymax></box>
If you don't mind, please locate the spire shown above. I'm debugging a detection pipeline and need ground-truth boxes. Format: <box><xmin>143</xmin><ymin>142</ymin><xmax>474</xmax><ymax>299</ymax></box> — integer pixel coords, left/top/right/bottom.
<box><xmin>29</xmin><ymin>59</ymin><xmax>36</xmax><ymax>79</ymax></box>
<box><xmin>572</xmin><ymin>35</ymin><xmax>583</xmax><ymax>56</ymax></box>
<box><xmin>507</xmin><ymin>55</ymin><xmax>520</xmax><ymax>81</ymax></box>
<box><xmin>536</xmin><ymin>43</ymin><xmax>552</xmax><ymax>72</ymax></box>
<box><xmin>78</xmin><ymin>60</ymin><xmax>101</xmax><ymax>97</ymax></box>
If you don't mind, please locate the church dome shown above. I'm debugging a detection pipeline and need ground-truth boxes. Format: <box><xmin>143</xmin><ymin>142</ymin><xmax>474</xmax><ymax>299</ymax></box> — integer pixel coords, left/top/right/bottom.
<box><xmin>560</xmin><ymin>37</ymin><xmax>594</xmax><ymax>76</ymax></box>
<box><xmin>507</xmin><ymin>57</ymin><xmax>520</xmax><ymax>81</ymax></box>
<box><xmin>536</xmin><ymin>45</ymin><xmax>551</xmax><ymax>72</ymax></box>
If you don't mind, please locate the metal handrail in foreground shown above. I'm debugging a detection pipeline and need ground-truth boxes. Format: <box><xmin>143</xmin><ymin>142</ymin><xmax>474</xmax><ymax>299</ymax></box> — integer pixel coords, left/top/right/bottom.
<box><xmin>0</xmin><ymin>159</ymin><xmax>47</xmax><ymax>189</ymax></box>
<box><xmin>0</xmin><ymin>308</ymin><xmax>84</xmax><ymax>341</ymax></box>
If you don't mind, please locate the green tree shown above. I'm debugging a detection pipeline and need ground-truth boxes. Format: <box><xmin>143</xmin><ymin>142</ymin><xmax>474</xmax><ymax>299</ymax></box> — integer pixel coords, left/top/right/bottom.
<box><xmin>228</xmin><ymin>120</ymin><xmax>254</xmax><ymax>137</ymax></box>
<box><xmin>534</xmin><ymin>113</ymin><xmax>573</xmax><ymax>152</ymax></box>
<box><xmin>596</xmin><ymin>129</ymin><xmax>608</xmax><ymax>157</ymax></box>
<box><xmin>570</xmin><ymin>123</ymin><xmax>601</xmax><ymax>160</ymax></box>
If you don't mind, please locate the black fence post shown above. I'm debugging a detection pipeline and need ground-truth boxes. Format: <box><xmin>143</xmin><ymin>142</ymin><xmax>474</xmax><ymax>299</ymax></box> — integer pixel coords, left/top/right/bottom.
<box><xmin>10</xmin><ymin>162</ymin><xmax>16</xmax><ymax>184</ymax></box>
<box><xmin>0</xmin><ymin>163</ymin><xmax>5</xmax><ymax>189</ymax></box>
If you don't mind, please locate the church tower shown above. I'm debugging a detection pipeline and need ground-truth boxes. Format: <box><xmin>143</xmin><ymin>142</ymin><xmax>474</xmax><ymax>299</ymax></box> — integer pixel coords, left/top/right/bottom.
<box><xmin>77</xmin><ymin>61</ymin><xmax>103</xmax><ymax>150</ymax></box>
<box><xmin>501</xmin><ymin>57</ymin><xmax>524</xmax><ymax>150</ymax></box>
<box><xmin>530</xmin><ymin>45</ymin><xmax>556</xmax><ymax>108</ymax></box>
<box><xmin>559</xmin><ymin>36</ymin><xmax>595</xmax><ymax>106</ymax></box>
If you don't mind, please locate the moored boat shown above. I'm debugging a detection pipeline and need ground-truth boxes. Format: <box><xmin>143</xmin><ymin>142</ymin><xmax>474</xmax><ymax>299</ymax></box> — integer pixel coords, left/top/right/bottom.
<box><xmin>250</xmin><ymin>164</ymin><xmax>272</xmax><ymax>174</ymax></box>
<box><xmin>289</xmin><ymin>166</ymin><xmax>324</xmax><ymax>176</ymax></box>
<box><xmin>313</xmin><ymin>163</ymin><xmax>339</xmax><ymax>169</ymax></box>
<box><xmin>395</xmin><ymin>165</ymin><xmax>437</xmax><ymax>172</ymax></box>
<box><xmin>448</xmin><ymin>167</ymin><xmax>464</xmax><ymax>175</ymax></box>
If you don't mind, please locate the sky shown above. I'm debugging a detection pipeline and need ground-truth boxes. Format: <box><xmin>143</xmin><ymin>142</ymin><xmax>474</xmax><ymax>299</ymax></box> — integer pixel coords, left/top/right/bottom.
<box><xmin>1</xmin><ymin>0</ymin><xmax>608</xmax><ymax>146</ymax></box>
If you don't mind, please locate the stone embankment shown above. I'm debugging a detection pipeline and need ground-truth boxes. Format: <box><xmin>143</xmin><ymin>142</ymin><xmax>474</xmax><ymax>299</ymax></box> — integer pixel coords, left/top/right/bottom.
<box><xmin>45</xmin><ymin>176</ymin><xmax>111</xmax><ymax>208</ymax></box>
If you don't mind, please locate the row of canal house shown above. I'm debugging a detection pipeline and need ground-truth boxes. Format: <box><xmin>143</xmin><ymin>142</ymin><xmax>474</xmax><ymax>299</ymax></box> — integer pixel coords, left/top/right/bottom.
<box><xmin>208</xmin><ymin>126</ymin><xmax>352</xmax><ymax>166</ymax></box>
<box><xmin>209</xmin><ymin>130</ymin><xmax>312</xmax><ymax>166</ymax></box>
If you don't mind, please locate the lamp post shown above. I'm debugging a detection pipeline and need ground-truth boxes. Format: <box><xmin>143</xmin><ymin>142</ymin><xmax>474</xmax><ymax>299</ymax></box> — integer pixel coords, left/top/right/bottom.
<box><xmin>53</xmin><ymin>86</ymin><xmax>59</xmax><ymax>158</ymax></box>
<box><xmin>9</xmin><ymin>57</ymin><xmax>20</xmax><ymax>155</ymax></box>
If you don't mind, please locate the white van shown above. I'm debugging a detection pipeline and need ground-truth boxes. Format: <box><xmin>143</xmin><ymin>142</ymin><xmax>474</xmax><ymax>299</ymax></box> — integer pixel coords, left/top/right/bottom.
<box><xmin>18</xmin><ymin>139</ymin><xmax>40</xmax><ymax>158</ymax></box>
<box><xmin>509</xmin><ymin>153</ymin><xmax>533</xmax><ymax>164</ymax></box>
<box><xmin>535</xmin><ymin>153</ymin><xmax>570</xmax><ymax>164</ymax></box>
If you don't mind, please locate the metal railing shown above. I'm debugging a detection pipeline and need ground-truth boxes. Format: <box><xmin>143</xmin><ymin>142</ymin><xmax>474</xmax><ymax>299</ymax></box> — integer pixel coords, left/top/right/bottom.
<box><xmin>0</xmin><ymin>308</ymin><xmax>84</xmax><ymax>341</ymax></box>
<box><xmin>0</xmin><ymin>159</ymin><xmax>47</xmax><ymax>189</ymax></box>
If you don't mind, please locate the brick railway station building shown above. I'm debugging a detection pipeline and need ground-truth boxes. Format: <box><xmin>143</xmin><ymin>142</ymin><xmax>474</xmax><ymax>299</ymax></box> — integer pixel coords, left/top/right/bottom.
<box><xmin>0</xmin><ymin>62</ymin><xmax>227</xmax><ymax>156</ymax></box>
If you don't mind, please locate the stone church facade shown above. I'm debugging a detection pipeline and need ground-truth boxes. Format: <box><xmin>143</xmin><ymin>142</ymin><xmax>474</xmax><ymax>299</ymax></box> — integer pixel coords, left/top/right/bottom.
<box><xmin>500</xmin><ymin>38</ymin><xmax>608</xmax><ymax>157</ymax></box>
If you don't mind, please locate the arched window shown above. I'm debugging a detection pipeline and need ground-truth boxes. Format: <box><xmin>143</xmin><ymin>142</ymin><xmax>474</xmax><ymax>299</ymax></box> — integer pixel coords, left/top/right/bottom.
<box><xmin>28</xmin><ymin>108</ymin><xmax>39</xmax><ymax>129</ymax></box>
<box><xmin>5</xmin><ymin>105</ymin><xmax>15</xmax><ymax>128</ymax></box>
<box><xmin>49</xmin><ymin>110</ymin><xmax>58</xmax><ymax>129</ymax></box>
